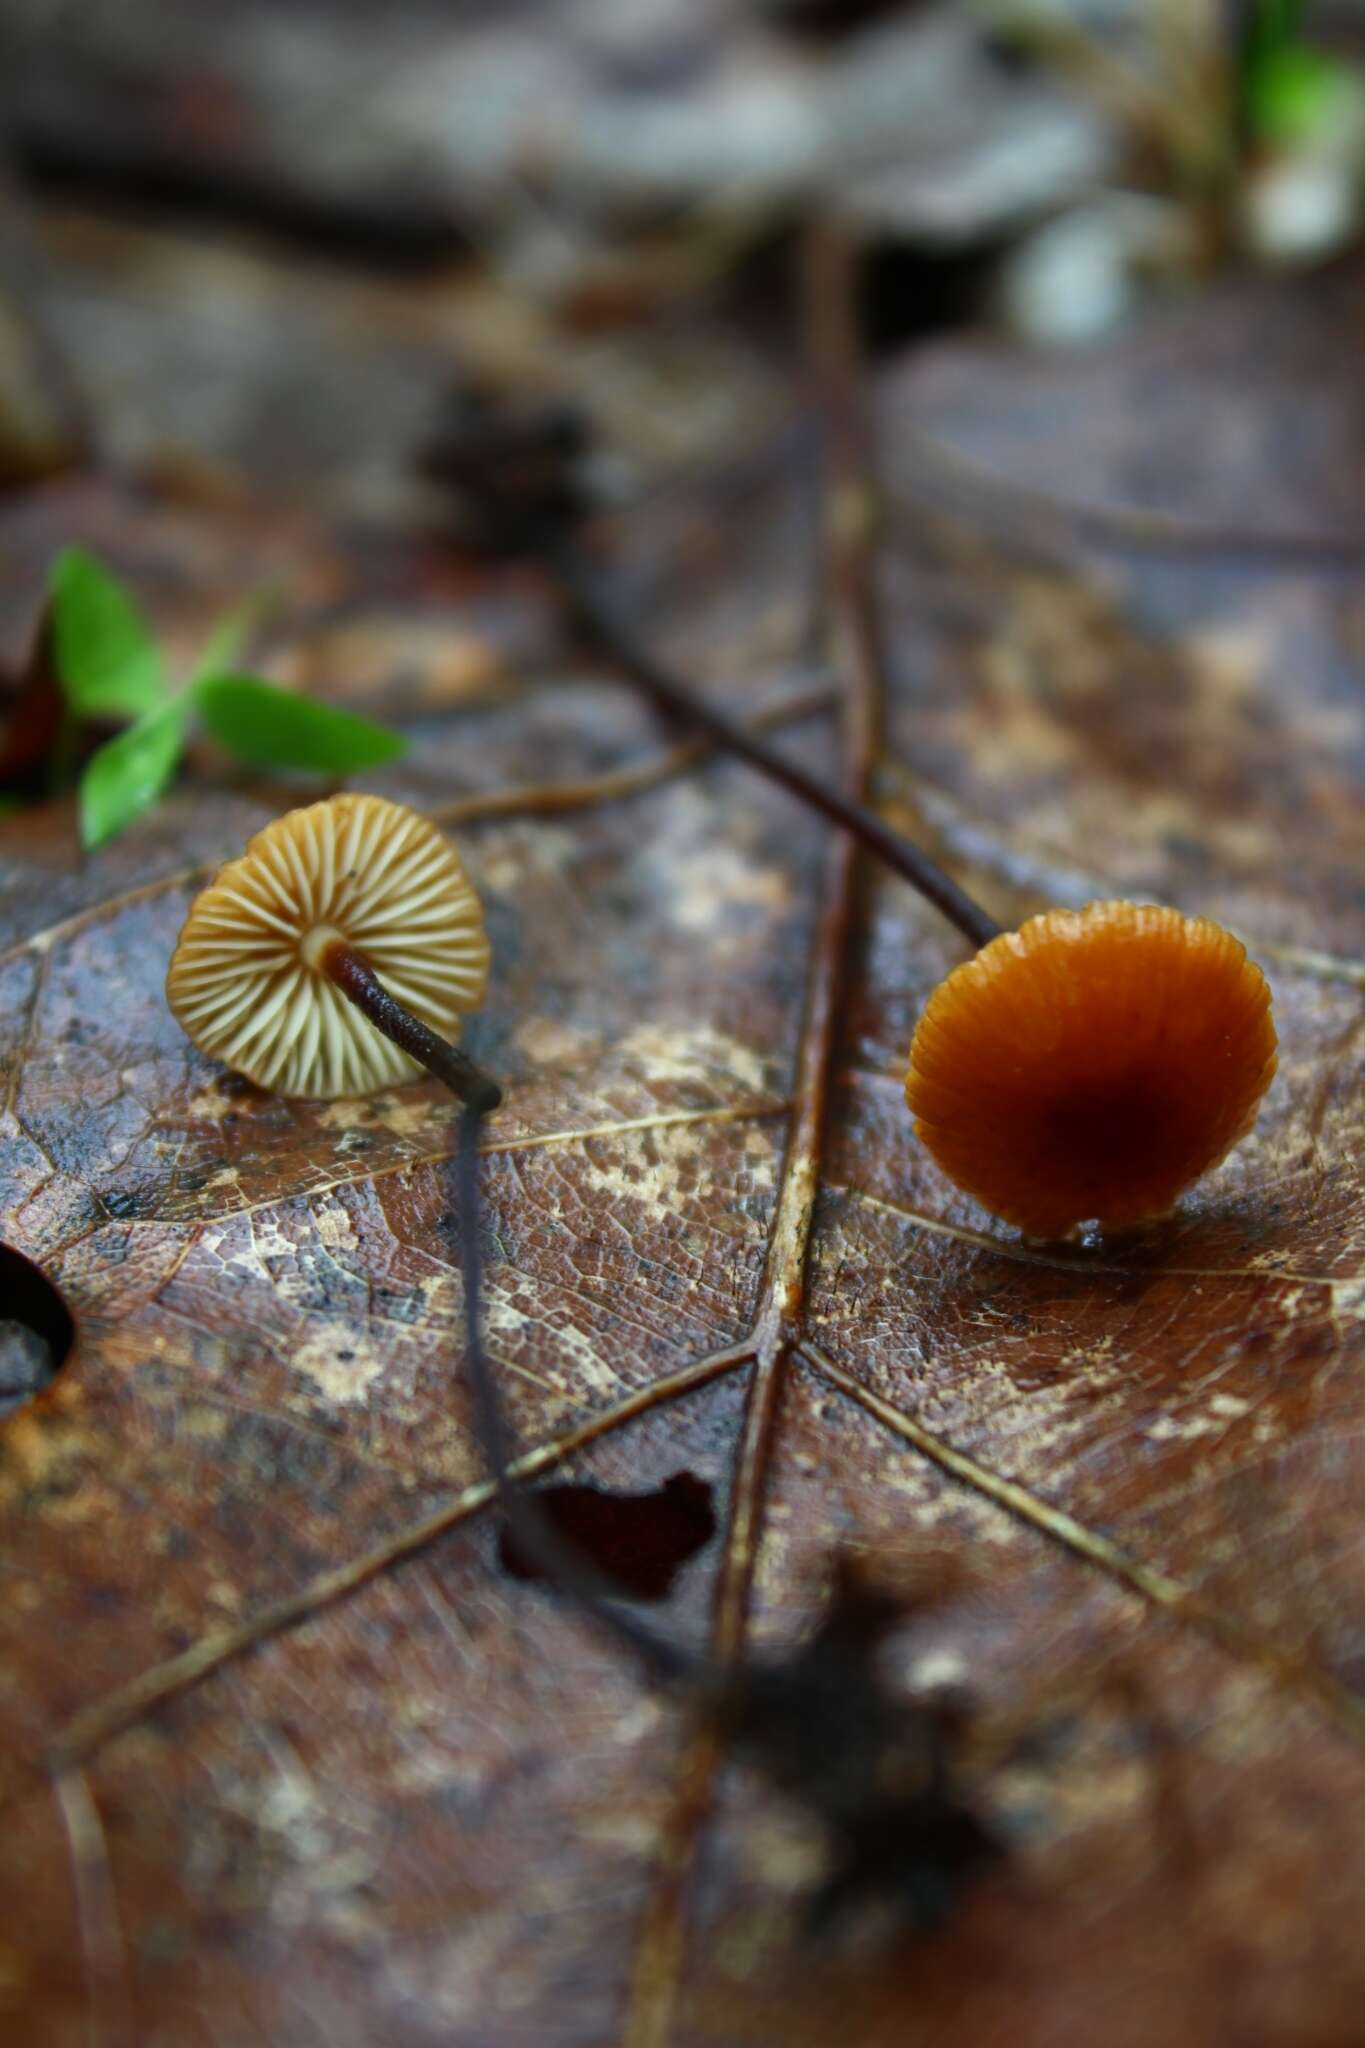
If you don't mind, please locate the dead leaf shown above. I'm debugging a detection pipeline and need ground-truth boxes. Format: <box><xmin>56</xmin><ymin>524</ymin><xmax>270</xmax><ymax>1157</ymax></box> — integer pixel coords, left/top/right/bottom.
<box><xmin>1</xmin><ymin>256</ymin><xmax>1364</xmax><ymax>2048</ymax></box>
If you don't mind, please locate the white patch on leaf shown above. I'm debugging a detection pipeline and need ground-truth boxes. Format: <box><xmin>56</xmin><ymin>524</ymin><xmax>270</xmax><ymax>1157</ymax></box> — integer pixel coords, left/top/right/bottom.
<box><xmin>291</xmin><ymin>1320</ymin><xmax>386</xmax><ymax>1405</ymax></box>
<box><xmin>614</xmin><ymin>1021</ymin><xmax>771</xmax><ymax>1095</ymax></box>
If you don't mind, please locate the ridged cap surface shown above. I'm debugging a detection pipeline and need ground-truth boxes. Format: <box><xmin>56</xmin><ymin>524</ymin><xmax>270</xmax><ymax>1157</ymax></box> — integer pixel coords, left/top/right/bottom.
<box><xmin>167</xmin><ymin>794</ymin><xmax>490</xmax><ymax>1098</ymax></box>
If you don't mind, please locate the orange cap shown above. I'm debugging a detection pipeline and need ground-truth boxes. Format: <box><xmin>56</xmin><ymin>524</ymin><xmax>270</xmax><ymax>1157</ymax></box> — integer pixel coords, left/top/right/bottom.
<box><xmin>905</xmin><ymin>902</ymin><xmax>1277</xmax><ymax>1237</ymax></box>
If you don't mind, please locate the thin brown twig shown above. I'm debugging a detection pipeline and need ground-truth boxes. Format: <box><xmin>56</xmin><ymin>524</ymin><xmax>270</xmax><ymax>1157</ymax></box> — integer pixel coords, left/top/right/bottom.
<box><xmin>553</xmin><ymin>539</ymin><xmax>999</xmax><ymax>948</ymax></box>
<box><xmin>54</xmin><ymin>1769</ymin><xmax>133</xmax><ymax>2048</ymax></box>
<box><xmin>623</xmin><ymin>216</ymin><xmax>885</xmax><ymax>2048</ymax></box>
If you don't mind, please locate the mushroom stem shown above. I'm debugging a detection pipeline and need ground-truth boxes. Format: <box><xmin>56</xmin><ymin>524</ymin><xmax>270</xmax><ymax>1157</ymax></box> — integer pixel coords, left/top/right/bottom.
<box><xmin>322</xmin><ymin>942</ymin><xmax>502</xmax><ymax>1113</ymax></box>
<box><xmin>551</xmin><ymin>540</ymin><xmax>1001</xmax><ymax>951</ymax></box>
<box><xmin>325</xmin><ymin>937</ymin><xmax>696</xmax><ymax>1681</ymax></box>
<box><xmin>453</xmin><ymin>1107</ymin><xmax>698</xmax><ymax>1687</ymax></box>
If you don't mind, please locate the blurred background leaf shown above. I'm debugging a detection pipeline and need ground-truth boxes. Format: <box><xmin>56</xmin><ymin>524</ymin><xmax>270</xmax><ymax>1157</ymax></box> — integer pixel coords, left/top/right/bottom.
<box><xmin>195</xmin><ymin>672</ymin><xmax>408</xmax><ymax>775</ymax></box>
<box><xmin>50</xmin><ymin>546</ymin><xmax>165</xmax><ymax>720</ymax></box>
<box><xmin>1243</xmin><ymin>0</ymin><xmax>1352</xmax><ymax>142</ymax></box>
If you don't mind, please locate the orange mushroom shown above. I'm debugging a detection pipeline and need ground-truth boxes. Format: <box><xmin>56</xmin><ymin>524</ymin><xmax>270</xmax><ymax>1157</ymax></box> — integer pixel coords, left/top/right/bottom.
<box><xmin>905</xmin><ymin>901</ymin><xmax>1277</xmax><ymax>1238</ymax></box>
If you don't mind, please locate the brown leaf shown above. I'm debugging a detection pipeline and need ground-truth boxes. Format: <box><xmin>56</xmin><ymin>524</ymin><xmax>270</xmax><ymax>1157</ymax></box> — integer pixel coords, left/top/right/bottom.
<box><xmin>1</xmin><ymin>260</ymin><xmax>1364</xmax><ymax>2048</ymax></box>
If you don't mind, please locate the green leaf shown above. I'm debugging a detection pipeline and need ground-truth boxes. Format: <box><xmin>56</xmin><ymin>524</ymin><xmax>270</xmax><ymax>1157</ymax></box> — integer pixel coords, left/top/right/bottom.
<box><xmin>188</xmin><ymin>588</ymin><xmax>278</xmax><ymax>690</ymax></box>
<box><xmin>195</xmin><ymin>674</ymin><xmax>407</xmax><ymax>776</ymax></box>
<box><xmin>78</xmin><ymin>701</ymin><xmax>188</xmax><ymax>850</ymax></box>
<box><xmin>1247</xmin><ymin>41</ymin><xmax>1352</xmax><ymax>144</ymax></box>
<box><xmin>50</xmin><ymin>548</ymin><xmax>166</xmax><ymax>721</ymax></box>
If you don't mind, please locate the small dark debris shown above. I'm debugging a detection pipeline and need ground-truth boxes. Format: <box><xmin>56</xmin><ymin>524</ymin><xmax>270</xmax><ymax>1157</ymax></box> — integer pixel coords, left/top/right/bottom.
<box><xmin>499</xmin><ymin>1470</ymin><xmax>715</xmax><ymax>1601</ymax></box>
<box><xmin>727</xmin><ymin>1556</ymin><xmax>1003</xmax><ymax>1933</ymax></box>
<box><xmin>420</xmin><ymin>391</ymin><xmax>592</xmax><ymax>555</ymax></box>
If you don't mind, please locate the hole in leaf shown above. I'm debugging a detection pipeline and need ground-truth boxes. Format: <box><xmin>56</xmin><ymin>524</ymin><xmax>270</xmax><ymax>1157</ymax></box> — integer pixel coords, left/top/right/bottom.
<box><xmin>0</xmin><ymin>1245</ymin><xmax>74</xmax><ymax>1418</ymax></box>
<box><xmin>499</xmin><ymin>1470</ymin><xmax>716</xmax><ymax>1602</ymax></box>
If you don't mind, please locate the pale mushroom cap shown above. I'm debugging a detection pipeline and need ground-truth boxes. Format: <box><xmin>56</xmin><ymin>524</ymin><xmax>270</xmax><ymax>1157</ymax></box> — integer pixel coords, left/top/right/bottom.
<box><xmin>167</xmin><ymin>794</ymin><xmax>491</xmax><ymax>1098</ymax></box>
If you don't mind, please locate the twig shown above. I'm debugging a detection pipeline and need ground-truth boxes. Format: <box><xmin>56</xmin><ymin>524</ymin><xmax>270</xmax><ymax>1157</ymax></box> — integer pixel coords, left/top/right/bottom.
<box><xmin>422</xmin><ymin>397</ymin><xmax>1001</xmax><ymax>949</ymax></box>
<box><xmin>625</xmin><ymin>221</ymin><xmax>997</xmax><ymax>2044</ymax></box>
<box><xmin>54</xmin><ymin>1769</ymin><xmax>132</xmax><ymax>2048</ymax></box>
<box><xmin>550</xmin><ymin>539</ymin><xmax>1000</xmax><ymax>949</ymax></box>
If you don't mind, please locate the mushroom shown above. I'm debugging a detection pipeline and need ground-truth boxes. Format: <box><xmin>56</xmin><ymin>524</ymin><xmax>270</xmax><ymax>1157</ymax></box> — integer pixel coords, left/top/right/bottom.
<box><xmin>167</xmin><ymin>794</ymin><xmax>679</xmax><ymax>1676</ymax></box>
<box><xmin>905</xmin><ymin>901</ymin><xmax>1277</xmax><ymax>1238</ymax></box>
<box><xmin>166</xmin><ymin>793</ymin><xmax>499</xmax><ymax>1109</ymax></box>
<box><xmin>433</xmin><ymin>391</ymin><xmax>1284</xmax><ymax>1245</ymax></box>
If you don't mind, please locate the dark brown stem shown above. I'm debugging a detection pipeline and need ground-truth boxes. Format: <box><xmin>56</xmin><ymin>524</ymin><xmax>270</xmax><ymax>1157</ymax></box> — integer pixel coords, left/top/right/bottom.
<box><xmin>323</xmin><ymin>939</ymin><xmax>695</xmax><ymax>1684</ymax></box>
<box><xmin>549</xmin><ymin>536</ymin><xmax>1001</xmax><ymax>952</ymax></box>
<box><xmin>454</xmin><ymin>1109</ymin><xmax>698</xmax><ymax>1688</ymax></box>
<box><xmin>323</xmin><ymin>942</ymin><xmax>503</xmax><ymax>1113</ymax></box>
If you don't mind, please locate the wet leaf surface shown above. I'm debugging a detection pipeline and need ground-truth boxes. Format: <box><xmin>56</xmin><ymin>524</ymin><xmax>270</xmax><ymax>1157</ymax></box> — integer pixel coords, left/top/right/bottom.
<box><xmin>1</xmin><ymin>257</ymin><xmax>1363</xmax><ymax>2048</ymax></box>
